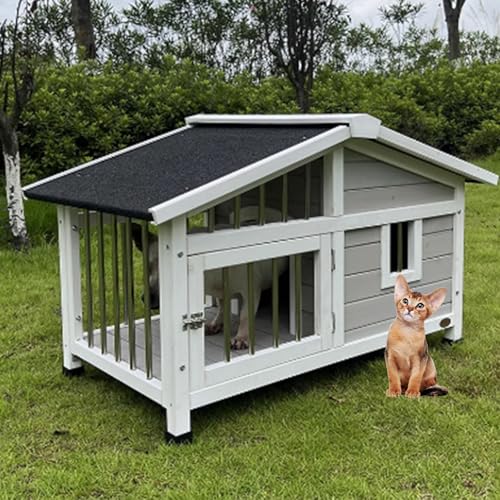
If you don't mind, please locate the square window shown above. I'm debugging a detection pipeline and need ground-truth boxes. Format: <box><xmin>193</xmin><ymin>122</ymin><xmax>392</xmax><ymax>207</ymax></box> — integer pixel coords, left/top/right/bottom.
<box><xmin>381</xmin><ymin>220</ymin><xmax>422</xmax><ymax>288</ymax></box>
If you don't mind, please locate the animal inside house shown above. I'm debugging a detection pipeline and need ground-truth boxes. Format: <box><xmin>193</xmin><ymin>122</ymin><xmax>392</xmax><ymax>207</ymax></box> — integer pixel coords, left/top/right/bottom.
<box><xmin>24</xmin><ymin>114</ymin><xmax>498</xmax><ymax>443</ymax></box>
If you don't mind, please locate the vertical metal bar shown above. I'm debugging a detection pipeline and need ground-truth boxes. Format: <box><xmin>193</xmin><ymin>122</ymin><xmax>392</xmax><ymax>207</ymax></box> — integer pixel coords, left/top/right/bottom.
<box><xmin>83</xmin><ymin>209</ymin><xmax>94</xmax><ymax>347</ymax></box>
<box><xmin>142</xmin><ymin>221</ymin><xmax>153</xmax><ymax>379</ymax></box>
<box><xmin>272</xmin><ymin>258</ymin><xmax>279</xmax><ymax>348</ymax></box>
<box><xmin>258</xmin><ymin>184</ymin><xmax>266</xmax><ymax>225</ymax></box>
<box><xmin>111</xmin><ymin>215</ymin><xmax>121</xmax><ymax>361</ymax></box>
<box><xmin>294</xmin><ymin>254</ymin><xmax>302</xmax><ymax>341</ymax></box>
<box><xmin>281</xmin><ymin>173</ymin><xmax>288</xmax><ymax>222</ymax></box>
<box><xmin>125</xmin><ymin>219</ymin><xmax>136</xmax><ymax>369</ymax></box>
<box><xmin>208</xmin><ymin>207</ymin><xmax>215</xmax><ymax>233</ymax></box>
<box><xmin>304</xmin><ymin>164</ymin><xmax>311</xmax><ymax>219</ymax></box>
<box><xmin>97</xmin><ymin>211</ymin><xmax>107</xmax><ymax>354</ymax></box>
<box><xmin>233</xmin><ymin>196</ymin><xmax>241</xmax><ymax>229</ymax></box>
<box><xmin>247</xmin><ymin>262</ymin><xmax>255</xmax><ymax>355</ymax></box>
<box><xmin>223</xmin><ymin>268</ymin><xmax>231</xmax><ymax>362</ymax></box>
<box><xmin>397</xmin><ymin>222</ymin><xmax>404</xmax><ymax>272</ymax></box>
<box><xmin>121</xmin><ymin>222</ymin><xmax>128</xmax><ymax>323</ymax></box>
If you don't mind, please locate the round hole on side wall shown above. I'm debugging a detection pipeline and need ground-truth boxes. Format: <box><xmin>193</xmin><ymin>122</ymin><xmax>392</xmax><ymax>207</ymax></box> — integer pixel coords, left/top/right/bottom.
<box><xmin>439</xmin><ymin>318</ymin><xmax>451</xmax><ymax>328</ymax></box>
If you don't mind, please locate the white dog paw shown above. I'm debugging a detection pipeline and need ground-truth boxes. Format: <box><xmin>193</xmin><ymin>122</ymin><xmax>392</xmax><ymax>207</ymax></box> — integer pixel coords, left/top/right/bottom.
<box><xmin>231</xmin><ymin>337</ymin><xmax>248</xmax><ymax>350</ymax></box>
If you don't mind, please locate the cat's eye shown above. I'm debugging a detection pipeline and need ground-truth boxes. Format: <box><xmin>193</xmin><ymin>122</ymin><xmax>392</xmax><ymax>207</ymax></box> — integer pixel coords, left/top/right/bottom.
<box><xmin>402</xmin><ymin>298</ymin><xmax>409</xmax><ymax>305</ymax></box>
<box><xmin>417</xmin><ymin>303</ymin><xmax>425</xmax><ymax>309</ymax></box>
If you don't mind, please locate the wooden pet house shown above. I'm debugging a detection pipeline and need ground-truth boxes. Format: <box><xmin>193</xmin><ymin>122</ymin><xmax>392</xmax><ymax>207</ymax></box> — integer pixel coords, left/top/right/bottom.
<box><xmin>24</xmin><ymin>114</ymin><xmax>498</xmax><ymax>443</ymax></box>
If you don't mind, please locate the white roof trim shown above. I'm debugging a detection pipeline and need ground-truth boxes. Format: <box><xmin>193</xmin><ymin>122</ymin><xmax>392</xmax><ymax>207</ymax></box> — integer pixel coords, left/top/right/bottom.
<box><xmin>149</xmin><ymin>125</ymin><xmax>351</xmax><ymax>224</ymax></box>
<box><xmin>377</xmin><ymin>126</ymin><xmax>498</xmax><ymax>186</ymax></box>
<box><xmin>23</xmin><ymin>125</ymin><xmax>193</xmax><ymax>192</ymax></box>
<box><xmin>186</xmin><ymin>113</ymin><xmax>381</xmax><ymax>139</ymax></box>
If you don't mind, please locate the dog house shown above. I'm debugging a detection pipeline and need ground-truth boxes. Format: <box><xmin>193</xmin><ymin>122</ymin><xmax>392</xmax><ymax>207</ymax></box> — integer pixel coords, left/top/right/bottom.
<box><xmin>24</xmin><ymin>114</ymin><xmax>498</xmax><ymax>443</ymax></box>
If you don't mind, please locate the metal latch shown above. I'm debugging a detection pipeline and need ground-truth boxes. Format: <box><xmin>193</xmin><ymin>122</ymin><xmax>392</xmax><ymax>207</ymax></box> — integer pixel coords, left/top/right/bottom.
<box><xmin>182</xmin><ymin>312</ymin><xmax>205</xmax><ymax>331</ymax></box>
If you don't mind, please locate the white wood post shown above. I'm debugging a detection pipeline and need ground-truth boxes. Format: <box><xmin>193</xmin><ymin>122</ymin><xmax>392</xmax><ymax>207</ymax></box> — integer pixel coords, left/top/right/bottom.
<box><xmin>57</xmin><ymin>206</ymin><xmax>84</xmax><ymax>372</ymax></box>
<box><xmin>332</xmin><ymin>231</ymin><xmax>345</xmax><ymax>347</ymax></box>
<box><xmin>445</xmin><ymin>183</ymin><xmax>465</xmax><ymax>342</ymax></box>
<box><xmin>316</xmin><ymin>233</ymin><xmax>332</xmax><ymax>350</ymax></box>
<box><xmin>158</xmin><ymin>217</ymin><xmax>192</xmax><ymax>441</ymax></box>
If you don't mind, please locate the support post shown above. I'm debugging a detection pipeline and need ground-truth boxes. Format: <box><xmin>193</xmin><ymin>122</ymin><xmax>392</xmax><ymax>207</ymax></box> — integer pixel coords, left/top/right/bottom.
<box><xmin>445</xmin><ymin>184</ymin><xmax>465</xmax><ymax>342</ymax></box>
<box><xmin>158</xmin><ymin>217</ymin><xmax>192</xmax><ymax>443</ymax></box>
<box><xmin>58</xmin><ymin>206</ymin><xmax>84</xmax><ymax>375</ymax></box>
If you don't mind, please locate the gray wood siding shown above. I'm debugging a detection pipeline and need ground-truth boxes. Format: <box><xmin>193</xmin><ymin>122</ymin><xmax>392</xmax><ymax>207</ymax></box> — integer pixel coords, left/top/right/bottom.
<box><xmin>344</xmin><ymin>149</ymin><xmax>454</xmax><ymax>214</ymax></box>
<box><xmin>344</xmin><ymin>215</ymin><xmax>454</xmax><ymax>334</ymax></box>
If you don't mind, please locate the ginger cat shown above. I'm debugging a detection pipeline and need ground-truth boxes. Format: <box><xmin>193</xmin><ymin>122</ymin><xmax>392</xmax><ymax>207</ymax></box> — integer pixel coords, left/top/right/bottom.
<box><xmin>385</xmin><ymin>274</ymin><xmax>448</xmax><ymax>398</ymax></box>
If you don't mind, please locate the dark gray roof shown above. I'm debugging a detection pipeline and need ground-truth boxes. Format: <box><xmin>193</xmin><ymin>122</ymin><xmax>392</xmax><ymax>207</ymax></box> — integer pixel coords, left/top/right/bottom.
<box><xmin>24</xmin><ymin>124</ymin><xmax>334</xmax><ymax>220</ymax></box>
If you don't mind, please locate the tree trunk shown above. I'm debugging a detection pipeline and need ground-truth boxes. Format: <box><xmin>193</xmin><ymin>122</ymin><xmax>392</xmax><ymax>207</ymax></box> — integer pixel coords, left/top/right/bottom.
<box><xmin>71</xmin><ymin>0</ymin><xmax>96</xmax><ymax>60</ymax></box>
<box><xmin>445</xmin><ymin>13</ymin><xmax>461</xmax><ymax>60</ymax></box>
<box><xmin>2</xmin><ymin>128</ymin><xmax>29</xmax><ymax>250</ymax></box>
<box><xmin>443</xmin><ymin>0</ymin><xmax>466</xmax><ymax>60</ymax></box>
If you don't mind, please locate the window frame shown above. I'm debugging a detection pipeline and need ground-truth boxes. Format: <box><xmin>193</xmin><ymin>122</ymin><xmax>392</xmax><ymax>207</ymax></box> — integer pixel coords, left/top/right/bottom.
<box><xmin>381</xmin><ymin>219</ymin><xmax>423</xmax><ymax>289</ymax></box>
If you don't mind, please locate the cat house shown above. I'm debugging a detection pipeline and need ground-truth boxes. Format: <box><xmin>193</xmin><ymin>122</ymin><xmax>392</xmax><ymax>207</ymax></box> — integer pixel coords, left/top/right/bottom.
<box><xmin>24</xmin><ymin>114</ymin><xmax>498</xmax><ymax>443</ymax></box>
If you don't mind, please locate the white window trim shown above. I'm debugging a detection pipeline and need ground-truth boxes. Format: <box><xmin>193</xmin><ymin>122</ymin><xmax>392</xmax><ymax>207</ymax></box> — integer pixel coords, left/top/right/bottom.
<box><xmin>381</xmin><ymin>219</ymin><xmax>422</xmax><ymax>289</ymax></box>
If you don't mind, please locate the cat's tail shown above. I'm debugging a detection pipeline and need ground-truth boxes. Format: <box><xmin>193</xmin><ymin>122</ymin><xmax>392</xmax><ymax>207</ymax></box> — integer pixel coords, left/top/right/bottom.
<box><xmin>421</xmin><ymin>385</ymin><xmax>448</xmax><ymax>397</ymax></box>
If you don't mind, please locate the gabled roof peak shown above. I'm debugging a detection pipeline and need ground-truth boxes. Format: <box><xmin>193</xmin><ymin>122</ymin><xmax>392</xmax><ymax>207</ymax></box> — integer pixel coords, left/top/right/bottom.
<box><xmin>186</xmin><ymin>113</ymin><xmax>381</xmax><ymax>139</ymax></box>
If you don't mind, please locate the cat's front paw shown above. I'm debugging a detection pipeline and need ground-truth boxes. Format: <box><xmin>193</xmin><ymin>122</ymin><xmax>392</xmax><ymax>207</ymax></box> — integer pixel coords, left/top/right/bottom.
<box><xmin>405</xmin><ymin>389</ymin><xmax>421</xmax><ymax>399</ymax></box>
<box><xmin>386</xmin><ymin>388</ymin><xmax>401</xmax><ymax>398</ymax></box>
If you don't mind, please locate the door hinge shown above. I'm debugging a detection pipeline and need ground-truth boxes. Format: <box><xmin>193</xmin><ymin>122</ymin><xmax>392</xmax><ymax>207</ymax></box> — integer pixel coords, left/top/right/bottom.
<box><xmin>182</xmin><ymin>312</ymin><xmax>205</xmax><ymax>331</ymax></box>
<box><xmin>331</xmin><ymin>249</ymin><xmax>335</xmax><ymax>271</ymax></box>
<box><xmin>332</xmin><ymin>313</ymin><xmax>336</xmax><ymax>333</ymax></box>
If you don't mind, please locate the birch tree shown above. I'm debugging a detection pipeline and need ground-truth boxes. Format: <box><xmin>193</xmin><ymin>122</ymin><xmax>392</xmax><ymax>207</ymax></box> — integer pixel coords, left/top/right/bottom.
<box><xmin>0</xmin><ymin>0</ymin><xmax>36</xmax><ymax>250</ymax></box>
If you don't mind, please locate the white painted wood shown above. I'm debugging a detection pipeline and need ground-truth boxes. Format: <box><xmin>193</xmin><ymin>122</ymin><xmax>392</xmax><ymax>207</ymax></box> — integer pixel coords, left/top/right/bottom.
<box><xmin>72</xmin><ymin>340</ymin><xmax>162</xmax><ymax>404</ymax></box>
<box><xmin>377</xmin><ymin>126</ymin><xmax>498</xmax><ymax>186</ymax></box>
<box><xmin>289</xmin><ymin>255</ymin><xmax>296</xmax><ymax>337</ymax></box>
<box><xmin>149</xmin><ymin>126</ymin><xmax>351</xmax><ymax>224</ymax></box>
<box><xmin>333</xmin><ymin>147</ymin><xmax>344</xmax><ymax>215</ymax></box>
<box><xmin>332</xmin><ymin>231</ymin><xmax>345</xmax><ymax>347</ymax></box>
<box><xmin>57</xmin><ymin>206</ymin><xmax>84</xmax><ymax>370</ymax></box>
<box><xmin>316</xmin><ymin>234</ymin><xmax>333</xmax><ymax>350</ymax></box>
<box><xmin>188</xmin><ymin>201</ymin><xmax>459</xmax><ymax>256</ymax></box>
<box><xmin>187</xmin><ymin>255</ymin><xmax>205</xmax><ymax>391</ymax></box>
<box><xmin>24</xmin><ymin>126</ymin><xmax>193</xmax><ymax>192</ymax></box>
<box><xmin>204</xmin><ymin>336</ymin><xmax>322</xmax><ymax>386</ymax></box>
<box><xmin>158</xmin><ymin>217</ymin><xmax>191</xmax><ymax>437</ymax></box>
<box><xmin>446</xmin><ymin>183</ymin><xmax>465</xmax><ymax>342</ymax></box>
<box><xmin>199</xmin><ymin>236</ymin><xmax>320</xmax><ymax>271</ymax></box>
<box><xmin>189</xmin><ymin>310</ymin><xmax>449</xmax><ymax>409</ymax></box>
<box><xmin>381</xmin><ymin>220</ymin><xmax>423</xmax><ymax>289</ymax></box>
<box><xmin>322</xmin><ymin>151</ymin><xmax>334</xmax><ymax>216</ymax></box>
<box><xmin>186</xmin><ymin>113</ymin><xmax>381</xmax><ymax>138</ymax></box>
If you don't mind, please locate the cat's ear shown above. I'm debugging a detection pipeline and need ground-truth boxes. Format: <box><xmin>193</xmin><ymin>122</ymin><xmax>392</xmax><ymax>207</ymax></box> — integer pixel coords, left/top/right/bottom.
<box><xmin>394</xmin><ymin>274</ymin><xmax>410</xmax><ymax>303</ymax></box>
<box><xmin>426</xmin><ymin>288</ymin><xmax>447</xmax><ymax>315</ymax></box>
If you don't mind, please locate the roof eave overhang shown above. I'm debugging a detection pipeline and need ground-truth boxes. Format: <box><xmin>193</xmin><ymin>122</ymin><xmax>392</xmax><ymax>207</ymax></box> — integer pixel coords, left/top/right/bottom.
<box><xmin>377</xmin><ymin>126</ymin><xmax>499</xmax><ymax>186</ymax></box>
<box><xmin>149</xmin><ymin>124</ymin><xmax>352</xmax><ymax>224</ymax></box>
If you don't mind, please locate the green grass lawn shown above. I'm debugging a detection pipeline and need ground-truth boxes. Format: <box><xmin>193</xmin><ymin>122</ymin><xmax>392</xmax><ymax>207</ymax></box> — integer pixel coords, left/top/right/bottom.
<box><xmin>0</xmin><ymin>153</ymin><xmax>499</xmax><ymax>498</ymax></box>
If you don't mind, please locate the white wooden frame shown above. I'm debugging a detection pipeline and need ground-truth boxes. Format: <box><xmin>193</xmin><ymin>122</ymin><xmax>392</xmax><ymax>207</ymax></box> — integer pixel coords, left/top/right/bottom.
<box><xmin>380</xmin><ymin>219</ymin><xmax>423</xmax><ymax>289</ymax></box>
<box><xmin>187</xmin><ymin>235</ymin><xmax>330</xmax><ymax>387</ymax></box>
